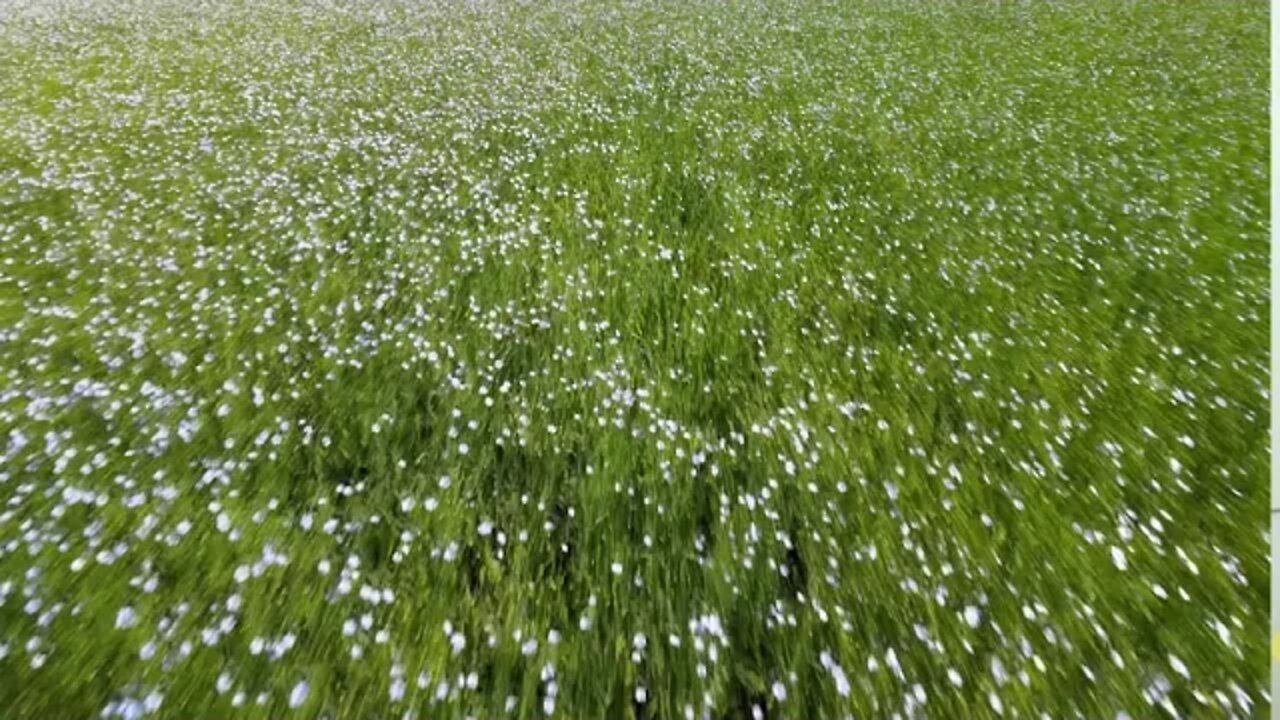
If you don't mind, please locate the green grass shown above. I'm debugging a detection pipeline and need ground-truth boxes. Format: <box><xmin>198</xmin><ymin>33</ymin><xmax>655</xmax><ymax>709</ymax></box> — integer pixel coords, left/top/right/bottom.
<box><xmin>0</xmin><ymin>0</ymin><xmax>1268</xmax><ymax>717</ymax></box>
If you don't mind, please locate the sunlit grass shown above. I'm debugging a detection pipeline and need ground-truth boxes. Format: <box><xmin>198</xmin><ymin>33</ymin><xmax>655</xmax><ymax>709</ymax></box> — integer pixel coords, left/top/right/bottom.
<box><xmin>0</xmin><ymin>0</ymin><xmax>1268</xmax><ymax>718</ymax></box>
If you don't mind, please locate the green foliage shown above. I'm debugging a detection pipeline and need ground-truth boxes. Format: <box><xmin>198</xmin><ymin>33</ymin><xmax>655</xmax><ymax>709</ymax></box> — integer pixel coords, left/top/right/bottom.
<box><xmin>0</xmin><ymin>0</ymin><xmax>1267</xmax><ymax>718</ymax></box>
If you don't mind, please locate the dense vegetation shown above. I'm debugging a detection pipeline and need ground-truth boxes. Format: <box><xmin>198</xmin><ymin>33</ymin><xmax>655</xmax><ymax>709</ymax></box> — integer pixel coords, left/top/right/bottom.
<box><xmin>0</xmin><ymin>0</ymin><xmax>1268</xmax><ymax>717</ymax></box>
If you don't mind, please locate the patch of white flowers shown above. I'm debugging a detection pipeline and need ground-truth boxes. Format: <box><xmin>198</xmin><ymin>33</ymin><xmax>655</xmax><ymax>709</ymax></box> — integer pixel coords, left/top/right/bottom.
<box><xmin>0</xmin><ymin>0</ymin><xmax>1264</xmax><ymax>718</ymax></box>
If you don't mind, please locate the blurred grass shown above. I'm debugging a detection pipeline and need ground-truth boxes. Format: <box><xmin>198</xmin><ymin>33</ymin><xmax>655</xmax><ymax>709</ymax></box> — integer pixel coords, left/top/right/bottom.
<box><xmin>0</xmin><ymin>0</ymin><xmax>1269</xmax><ymax>718</ymax></box>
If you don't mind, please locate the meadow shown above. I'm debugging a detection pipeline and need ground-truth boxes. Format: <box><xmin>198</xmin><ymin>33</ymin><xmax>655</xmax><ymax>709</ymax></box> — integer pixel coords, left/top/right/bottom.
<box><xmin>0</xmin><ymin>0</ymin><xmax>1269</xmax><ymax>717</ymax></box>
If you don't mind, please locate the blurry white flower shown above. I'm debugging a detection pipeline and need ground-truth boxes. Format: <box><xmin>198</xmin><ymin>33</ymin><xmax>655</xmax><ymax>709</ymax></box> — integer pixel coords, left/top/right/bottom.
<box><xmin>115</xmin><ymin>606</ymin><xmax>137</xmax><ymax>629</ymax></box>
<box><xmin>289</xmin><ymin>680</ymin><xmax>309</xmax><ymax>709</ymax></box>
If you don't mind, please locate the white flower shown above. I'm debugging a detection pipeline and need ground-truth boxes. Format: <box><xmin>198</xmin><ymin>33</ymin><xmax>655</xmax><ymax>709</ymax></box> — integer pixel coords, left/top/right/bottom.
<box><xmin>820</xmin><ymin>651</ymin><xmax>850</xmax><ymax>696</ymax></box>
<box><xmin>115</xmin><ymin>606</ymin><xmax>137</xmax><ymax>629</ymax></box>
<box><xmin>1110</xmin><ymin>546</ymin><xmax>1128</xmax><ymax>571</ymax></box>
<box><xmin>288</xmin><ymin>680</ymin><xmax>309</xmax><ymax>709</ymax></box>
<box><xmin>118</xmin><ymin>699</ymin><xmax>144</xmax><ymax>720</ymax></box>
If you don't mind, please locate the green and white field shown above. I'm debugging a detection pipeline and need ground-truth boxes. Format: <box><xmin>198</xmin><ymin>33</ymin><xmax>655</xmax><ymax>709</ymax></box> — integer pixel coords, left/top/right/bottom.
<box><xmin>0</xmin><ymin>0</ymin><xmax>1269</xmax><ymax>717</ymax></box>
